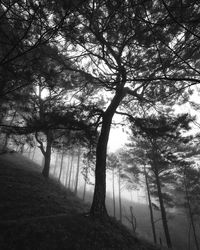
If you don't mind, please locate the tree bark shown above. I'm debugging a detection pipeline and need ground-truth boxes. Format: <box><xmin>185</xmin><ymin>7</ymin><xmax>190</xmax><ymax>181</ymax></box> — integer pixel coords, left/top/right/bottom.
<box><xmin>154</xmin><ymin>169</ymin><xmax>172</xmax><ymax>248</ymax></box>
<box><xmin>112</xmin><ymin>167</ymin><xmax>116</xmax><ymax>218</ymax></box>
<box><xmin>144</xmin><ymin>165</ymin><xmax>157</xmax><ymax>244</ymax></box>
<box><xmin>90</xmin><ymin>115</ymin><xmax>112</xmax><ymax>217</ymax></box>
<box><xmin>42</xmin><ymin>131</ymin><xmax>52</xmax><ymax>178</ymax></box>
<box><xmin>74</xmin><ymin>146</ymin><xmax>81</xmax><ymax>195</ymax></box>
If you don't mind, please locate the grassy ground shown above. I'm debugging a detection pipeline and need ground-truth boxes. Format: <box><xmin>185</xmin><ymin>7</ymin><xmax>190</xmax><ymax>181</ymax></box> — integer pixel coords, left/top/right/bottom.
<box><xmin>0</xmin><ymin>152</ymin><xmax>160</xmax><ymax>250</ymax></box>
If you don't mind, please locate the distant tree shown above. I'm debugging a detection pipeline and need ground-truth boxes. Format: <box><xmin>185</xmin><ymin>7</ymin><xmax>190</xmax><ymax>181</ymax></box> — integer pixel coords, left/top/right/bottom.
<box><xmin>124</xmin><ymin>206</ymin><xmax>137</xmax><ymax>233</ymax></box>
<box><xmin>128</xmin><ymin>113</ymin><xmax>193</xmax><ymax>248</ymax></box>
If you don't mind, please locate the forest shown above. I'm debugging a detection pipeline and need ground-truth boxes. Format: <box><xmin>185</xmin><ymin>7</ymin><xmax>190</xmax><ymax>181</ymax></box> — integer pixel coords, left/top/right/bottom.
<box><xmin>0</xmin><ymin>0</ymin><xmax>200</xmax><ymax>249</ymax></box>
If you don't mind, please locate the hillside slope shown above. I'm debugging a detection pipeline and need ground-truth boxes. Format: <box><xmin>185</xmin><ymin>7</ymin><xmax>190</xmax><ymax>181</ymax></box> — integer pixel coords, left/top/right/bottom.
<box><xmin>0</xmin><ymin>152</ymin><xmax>160</xmax><ymax>250</ymax></box>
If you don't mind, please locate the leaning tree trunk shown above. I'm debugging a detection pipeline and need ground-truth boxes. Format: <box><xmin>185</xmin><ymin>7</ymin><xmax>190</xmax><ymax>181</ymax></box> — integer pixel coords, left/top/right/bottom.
<box><xmin>144</xmin><ymin>165</ymin><xmax>157</xmax><ymax>244</ymax></box>
<box><xmin>154</xmin><ymin>169</ymin><xmax>172</xmax><ymax>248</ymax></box>
<box><xmin>42</xmin><ymin>131</ymin><xmax>53</xmax><ymax>178</ymax></box>
<box><xmin>90</xmin><ymin>81</ymin><xmax>126</xmax><ymax>218</ymax></box>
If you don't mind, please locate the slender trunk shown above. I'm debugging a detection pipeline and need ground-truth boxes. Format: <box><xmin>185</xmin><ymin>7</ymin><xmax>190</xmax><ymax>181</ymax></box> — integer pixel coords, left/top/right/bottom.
<box><xmin>184</xmin><ymin>177</ymin><xmax>199</xmax><ymax>250</ymax></box>
<box><xmin>154</xmin><ymin>170</ymin><xmax>172</xmax><ymax>248</ymax></box>
<box><xmin>42</xmin><ymin>131</ymin><xmax>52</xmax><ymax>178</ymax></box>
<box><xmin>118</xmin><ymin>167</ymin><xmax>122</xmax><ymax>222</ymax></box>
<box><xmin>144</xmin><ymin>166</ymin><xmax>157</xmax><ymax>244</ymax></box>
<box><xmin>129</xmin><ymin>206</ymin><xmax>137</xmax><ymax>232</ymax></box>
<box><xmin>58</xmin><ymin>148</ymin><xmax>65</xmax><ymax>183</ymax></box>
<box><xmin>112</xmin><ymin>167</ymin><xmax>116</xmax><ymax>218</ymax></box>
<box><xmin>65</xmin><ymin>153</ymin><xmax>71</xmax><ymax>186</ymax></box>
<box><xmin>83</xmin><ymin>165</ymin><xmax>88</xmax><ymax>201</ymax></box>
<box><xmin>74</xmin><ymin>147</ymin><xmax>81</xmax><ymax>195</ymax></box>
<box><xmin>68</xmin><ymin>151</ymin><xmax>74</xmax><ymax>189</ymax></box>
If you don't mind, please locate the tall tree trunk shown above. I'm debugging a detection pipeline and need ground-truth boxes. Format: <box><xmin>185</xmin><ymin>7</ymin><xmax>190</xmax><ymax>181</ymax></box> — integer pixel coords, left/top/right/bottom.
<box><xmin>74</xmin><ymin>146</ymin><xmax>81</xmax><ymax>195</ymax></box>
<box><xmin>58</xmin><ymin>148</ymin><xmax>65</xmax><ymax>183</ymax></box>
<box><xmin>68</xmin><ymin>151</ymin><xmax>74</xmax><ymax>189</ymax></box>
<box><xmin>42</xmin><ymin>131</ymin><xmax>52</xmax><ymax>178</ymax></box>
<box><xmin>90</xmin><ymin>70</ymin><xmax>126</xmax><ymax>217</ymax></box>
<box><xmin>118</xmin><ymin>167</ymin><xmax>122</xmax><ymax>222</ymax></box>
<box><xmin>184</xmin><ymin>176</ymin><xmax>199</xmax><ymax>250</ymax></box>
<box><xmin>112</xmin><ymin>167</ymin><xmax>116</xmax><ymax>218</ymax></box>
<box><xmin>144</xmin><ymin>165</ymin><xmax>157</xmax><ymax>244</ymax></box>
<box><xmin>90</xmin><ymin>116</ymin><xmax>112</xmax><ymax>217</ymax></box>
<box><xmin>154</xmin><ymin>170</ymin><xmax>172</xmax><ymax>248</ymax></box>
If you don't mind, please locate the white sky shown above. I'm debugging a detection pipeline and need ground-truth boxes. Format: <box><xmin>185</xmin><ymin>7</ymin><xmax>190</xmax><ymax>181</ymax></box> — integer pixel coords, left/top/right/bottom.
<box><xmin>108</xmin><ymin>126</ymin><xmax>128</xmax><ymax>153</ymax></box>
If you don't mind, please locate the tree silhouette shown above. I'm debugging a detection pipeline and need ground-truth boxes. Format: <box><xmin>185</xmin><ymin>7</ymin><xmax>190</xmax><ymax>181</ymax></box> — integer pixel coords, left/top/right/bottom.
<box><xmin>53</xmin><ymin>0</ymin><xmax>200</xmax><ymax>218</ymax></box>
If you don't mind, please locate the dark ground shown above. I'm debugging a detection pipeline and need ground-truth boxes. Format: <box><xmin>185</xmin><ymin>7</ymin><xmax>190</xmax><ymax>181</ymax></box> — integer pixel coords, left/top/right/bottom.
<box><xmin>0</xmin><ymin>151</ymin><xmax>160</xmax><ymax>250</ymax></box>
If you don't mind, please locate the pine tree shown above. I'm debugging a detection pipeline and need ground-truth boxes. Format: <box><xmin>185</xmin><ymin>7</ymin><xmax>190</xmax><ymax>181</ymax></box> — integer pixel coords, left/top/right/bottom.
<box><xmin>128</xmin><ymin>113</ymin><xmax>193</xmax><ymax>248</ymax></box>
